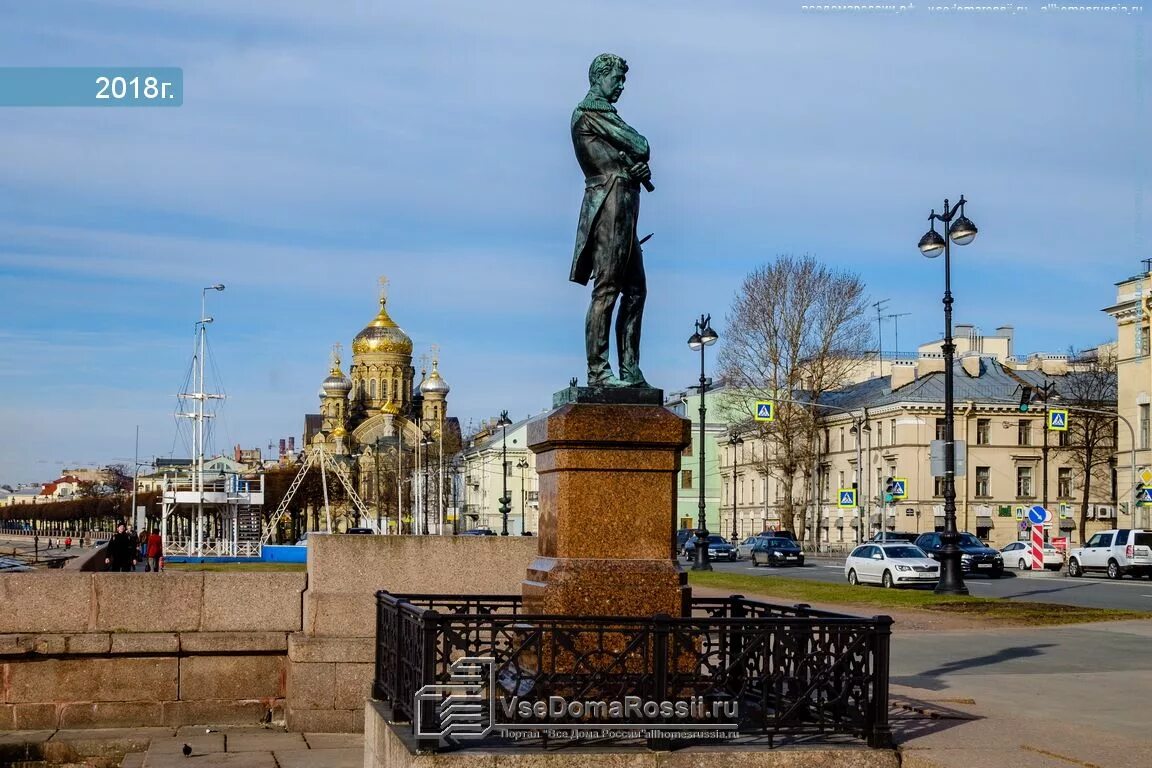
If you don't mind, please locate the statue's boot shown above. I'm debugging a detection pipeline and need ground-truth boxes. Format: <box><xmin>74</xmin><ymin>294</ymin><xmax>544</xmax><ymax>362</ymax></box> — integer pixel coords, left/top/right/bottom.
<box><xmin>618</xmin><ymin>365</ymin><xmax>650</xmax><ymax>389</ymax></box>
<box><xmin>588</xmin><ymin>369</ymin><xmax>628</xmax><ymax>388</ymax></box>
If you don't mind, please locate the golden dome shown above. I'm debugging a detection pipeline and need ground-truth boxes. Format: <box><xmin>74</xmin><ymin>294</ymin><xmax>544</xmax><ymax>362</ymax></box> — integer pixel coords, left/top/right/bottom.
<box><xmin>352</xmin><ymin>298</ymin><xmax>413</xmax><ymax>356</ymax></box>
<box><xmin>332</xmin><ymin>426</ymin><xmax>348</xmax><ymax>438</ymax></box>
<box><xmin>381</xmin><ymin>400</ymin><xmax>401</xmax><ymax>415</ymax></box>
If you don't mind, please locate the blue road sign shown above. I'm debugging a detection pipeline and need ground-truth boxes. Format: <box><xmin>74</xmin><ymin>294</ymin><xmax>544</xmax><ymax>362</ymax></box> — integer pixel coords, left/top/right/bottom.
<box><xmin>1047</xmin><ymin>410</ymin><xmax>1068</xmax><ymax>431</ymax></box>
<box><xmin>891</xmin><ymin>479</ymin><xmax>907</xmax><ymax>500</ymax></box>
<box><xmin>754</xmin><ymin>401</ymin><xmax>775</xmax><ymax>422</ymax></box>
<box><xmin>1137</xmin><ymin>487</ymin><xmax>1152</xmax><ymax>506</ymax></box>
<box><xmin>837</xmin><ymin>488</ymin><xmax>857</xmax><ymax>508</ymax></box>
<box><xmin>1027</xmin><ymin>505</ymin><xmax>1050</xmax><ymax>525</ymax></box>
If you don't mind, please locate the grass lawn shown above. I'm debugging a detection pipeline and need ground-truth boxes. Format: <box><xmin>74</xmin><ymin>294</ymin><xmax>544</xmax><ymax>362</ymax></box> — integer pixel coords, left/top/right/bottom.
<box><xmin>688</xmin><ymin>571</ymin><xmax>1152</xmax><ymax>626</ymax></box>
<box><xmin>162</xmin><ymin>562</ymin><xmax>306</xmax><ymax>572</ymax></box>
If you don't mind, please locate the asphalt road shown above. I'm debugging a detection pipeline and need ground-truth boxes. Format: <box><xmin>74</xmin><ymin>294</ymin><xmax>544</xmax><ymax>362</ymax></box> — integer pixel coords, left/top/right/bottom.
<box><xmin>698</xmin><ymin>555</ymin><xmax>1152</xmax><ymax>612</ymax></box>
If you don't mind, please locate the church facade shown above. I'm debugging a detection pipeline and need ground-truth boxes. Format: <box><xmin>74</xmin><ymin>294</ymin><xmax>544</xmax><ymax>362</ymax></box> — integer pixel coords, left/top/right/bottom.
<box><xmin>303</xmin><ymin>288</ymin><xmax>461</xmax><ymax>534</ymax></box>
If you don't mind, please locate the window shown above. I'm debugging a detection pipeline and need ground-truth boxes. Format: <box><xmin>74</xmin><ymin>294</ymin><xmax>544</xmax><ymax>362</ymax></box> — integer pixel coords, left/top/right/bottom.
<box><xmin>839</xmin><ymin>427</ymin><xmax>845</xmax><ymax>452</ymax></box>
<box><xmin>890</xmin><ymin>419</ymin><xmax>897</xmax><ymax>445</ymax></box>
<box><xmin>1058</xmin><ymin>468</ymin><xmax>1072</xmax><ymax>498</ymax></box>
<box><xmin>935</xmin><ymin>418</ymin><xmax>947</xmax><ymax>440</ymax></box>
<box><xmin>1017</xmin><ymin>419</ymin><xmax>1031</xmax><ymax>446</ymax></box>
<box><xmin>975</xmin><ymin>466</ymin><xmax>990</xmax><ymax>497</ymax></box>
<box><xmin>1058</xmin><ymin>430</ymin><xmax>1069</xmax><ymax>447</ymax></box>
<box><xmin>1016</xmin><ymin>466</ymin><xmax>1033</xmax><ymax>497</ymax></box>
<box><xmin>976</xmin><ymin>419</ymin><xmax>990</xmax><ymax>445</ymax></box>
<box><xmin>681</xmin><ymin>470</ymin><xmax>692</xmax><ymax>489</ymax></box>
<box><xmin>933</xmin><ymin>476</ymin><xmax>946</xmax><ymax>497</ymax></box>
<box><xmin>1085</xmin><ymin>532</ymin><xmax>1112</xmax><ymax>548</ymax></box>
<box><xmin>1141</xmin><ymin>404</ymin><xmax>1150</xmax><ymax>451</ymax></box>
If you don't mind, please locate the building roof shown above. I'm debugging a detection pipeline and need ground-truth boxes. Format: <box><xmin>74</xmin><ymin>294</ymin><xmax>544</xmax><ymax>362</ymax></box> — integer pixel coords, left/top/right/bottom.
<box><xmin>820</xmin><ymin>357</ymin><xmax>1114</xmax><ymax>413</ymax></box>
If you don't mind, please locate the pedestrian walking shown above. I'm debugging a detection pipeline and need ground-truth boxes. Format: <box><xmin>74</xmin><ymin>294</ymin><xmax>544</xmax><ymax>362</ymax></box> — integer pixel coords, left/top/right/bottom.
<box><xmin>146</xmin><ymin>530</ymin><xmax>163</xmax><ymax>573</ymax></box>
<box><xmin>104</xmin><ymin>524</ymin><xmax>137</xmax><ymax>572</ymax></box>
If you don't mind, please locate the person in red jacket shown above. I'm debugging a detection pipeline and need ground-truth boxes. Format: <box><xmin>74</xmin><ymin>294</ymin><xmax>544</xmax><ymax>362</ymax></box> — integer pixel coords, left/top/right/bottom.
<box><xmin>146</xmin><ymin>530</ymin><xmax>163</xmax><ymax>573</ymax></box>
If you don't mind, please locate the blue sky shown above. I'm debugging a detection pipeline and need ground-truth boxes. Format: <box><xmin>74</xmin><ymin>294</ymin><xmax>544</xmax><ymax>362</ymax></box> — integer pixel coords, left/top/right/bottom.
<box><xmin>0</xmin><ymin>2</ymin><xmax>1148</xmax><ymax>484</ymax></box>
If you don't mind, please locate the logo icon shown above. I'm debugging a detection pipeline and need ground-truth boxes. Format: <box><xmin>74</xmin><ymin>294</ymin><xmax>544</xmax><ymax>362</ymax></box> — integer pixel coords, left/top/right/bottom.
<box><xmin>414</xmin><ymin>656</ymin><xmax>495</xmax><ymax>743</ymax></box>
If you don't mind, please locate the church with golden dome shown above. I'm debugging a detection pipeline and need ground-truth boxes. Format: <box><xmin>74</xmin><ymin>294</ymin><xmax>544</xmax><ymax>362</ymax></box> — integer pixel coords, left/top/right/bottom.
<box><xmin>303</xmin><ymin>280</ymin><xmax>461</xmax><ymax>534</ymax></box>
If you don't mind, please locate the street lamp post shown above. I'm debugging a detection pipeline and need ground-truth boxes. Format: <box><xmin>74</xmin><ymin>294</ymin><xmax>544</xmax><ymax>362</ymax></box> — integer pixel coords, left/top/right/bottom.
<box><xmin>516</xmin><ymin>458</ymin><xmax>530</xmax><ymax>535</ymax></box>
<box><xmin>496</xmin><ymin>411</ymin><xmax>512</xmax><ymax>536</ymax></box>
<box><xmin>918</xmin><ymin>195</ymin><xmax>978</xmax><ymax>596</ymax></box>
<box><xmin>727</xmin><ymin>434</ymin><xmax>743</xmax><ymax>542</ymax></box>
<box><xmin>688</xmin><ymin>314</ymin><xmax>719</xmax><ymax>571</ymax></box>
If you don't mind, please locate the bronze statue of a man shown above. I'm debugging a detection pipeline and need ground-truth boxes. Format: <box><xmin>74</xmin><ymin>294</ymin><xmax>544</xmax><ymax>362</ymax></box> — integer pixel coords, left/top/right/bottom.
<box><xmin>570</xmin><ymin>53</ymin><xmax>653</xmax><ymax>389</ymax></box>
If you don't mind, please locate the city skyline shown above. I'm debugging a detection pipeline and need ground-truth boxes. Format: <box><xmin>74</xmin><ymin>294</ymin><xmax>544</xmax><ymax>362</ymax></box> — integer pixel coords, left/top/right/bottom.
<box><xmin>1</xmin><ymin>3</ymin><xmax>1148</xmax><ymax>483</ymax></box>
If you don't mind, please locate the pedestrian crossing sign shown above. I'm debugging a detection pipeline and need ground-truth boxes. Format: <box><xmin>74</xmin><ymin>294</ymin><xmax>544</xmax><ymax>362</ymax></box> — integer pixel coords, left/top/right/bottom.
<box><xmin>754</xmin><ymin>401</ymin><xmax>775</xmax><ymax>422</ymax></box>
<box><xmin>837</xmin><ymin>488</ymin><xmax>857</xmax><ymax>508</ymax></box>
<box><xmin>1047</xmin><ymin>409</ymin><xmax>1068</xmax><ymax>431</ymax></box>
<box><xmin>891</xmin><ymin>478</ymin><xmax>907</xmax><ymax>500</ymax></box>
<box><xmin>1137</xmin><ymin>486</ymin><xmax>1152</xmax><ymax>507</ymax></box>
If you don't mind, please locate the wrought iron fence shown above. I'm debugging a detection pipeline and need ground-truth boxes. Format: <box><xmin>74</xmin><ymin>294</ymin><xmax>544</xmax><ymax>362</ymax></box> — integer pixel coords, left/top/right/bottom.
<box><xmin>374</xmin><ymin>591</ymin><xmax>892</xmax><ymax>750</ymax></box>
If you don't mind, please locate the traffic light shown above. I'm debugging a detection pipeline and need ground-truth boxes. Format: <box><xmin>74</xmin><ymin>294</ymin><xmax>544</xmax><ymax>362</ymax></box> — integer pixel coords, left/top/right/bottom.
<box><xmin>883</xmin><ymin>477</ymin><xmax>897</xmax><ymax>504</ymax></box>
<box><xmin>1018</xmin><ymin>386</ymin><xmax>1033</xmax><ymax>412</ymax></box>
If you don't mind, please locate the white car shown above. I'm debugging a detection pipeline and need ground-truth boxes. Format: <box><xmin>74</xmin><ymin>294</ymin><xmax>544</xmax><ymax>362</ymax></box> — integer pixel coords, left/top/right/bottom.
<box><xmin>845</xmin><ymin>543</ymin><xmax>940</xmax><ymax>588</ymax></box>
<box><xmin>999</xmin><ymin>541</ymin><xmax>1064</xmax><ymax>570</ymax></box>
<box><xmin>736</xmin><ymin>536</ymin><xmax>765</xmax><ymax>560</ymax></box>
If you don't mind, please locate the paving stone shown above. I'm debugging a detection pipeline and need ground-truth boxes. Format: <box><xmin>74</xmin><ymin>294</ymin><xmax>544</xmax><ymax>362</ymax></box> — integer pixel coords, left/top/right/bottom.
<box><xmin>277</xmin><ymin>747</ymin><xmax>363</xmax><ymax>768</ymax></box>
<box><xmin>226</xmin><ymin>731</ymin><xmax>307</xmax><ymax>752</ymax></box>
<box><xmin>302</xmin><ymin>733</ymin><xmax>364</xmax><ymax>750</ymax></box>
<box><xmin>144</xmin><ymin>751</ymin><xmax>277</xmax><ymax>768</ymax></box>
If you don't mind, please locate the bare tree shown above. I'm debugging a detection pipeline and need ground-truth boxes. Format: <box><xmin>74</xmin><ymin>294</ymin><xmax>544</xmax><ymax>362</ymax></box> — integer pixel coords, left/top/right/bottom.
<box><xmin>718</xmin><ymin>254</ymin><xmax>872</xmax><ymax>539</ymax></box>
<box><xmin>1051</xmin><ymin>348</ymin><xmax>1117</xmax><ymax>543</ymax></box>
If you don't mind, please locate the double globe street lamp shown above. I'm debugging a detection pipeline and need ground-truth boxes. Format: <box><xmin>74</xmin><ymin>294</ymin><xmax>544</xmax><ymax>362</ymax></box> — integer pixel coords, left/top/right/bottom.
<box><xmin>688</xmin><ymin>314</ymin><xmax>719</xmax><ymax>571</ymax></box>
<box><xmin>496</xmin><ymin>410</ymin><xmax>512</xmax><ymax>536</ymax></box>
<box><xmin>917</xmin><ymin>195</ymin><xmax>978</xmax><ymax>596</ymax></box>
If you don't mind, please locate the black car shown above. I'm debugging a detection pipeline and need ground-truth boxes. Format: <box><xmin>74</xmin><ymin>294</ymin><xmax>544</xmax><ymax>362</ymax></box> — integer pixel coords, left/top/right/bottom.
<box><xmin>757</xmin><ymin>529</ymin><xmax>796</xmax><ymax>542</ymax></box>
<box><xmin>683</xmin><ymin>534</ymin><xmax>738</xmax><ymax>561</ymax></box>
<box><xmin>750</xmin><ymin>537</ymin><xmax>805</xmax><ymax>567</ymax></box>
<box><xmin>676</xmin><ymin>528</ymin><xmax>697</xmax><ymax>552</ymax></box>
<box><xmin>459</xmin><ymin>528</ymin><xmax>498</xmax><ymax>536</ymax></box>
<box><xmin>913</xmin><ymin>532</ymin><xmax>1003</xmax><ymax>578</ymax></box>
<box><xmin>868</xmin><ymin>531</ymin><xmax>920</xmax><ymax>544</ymax></box>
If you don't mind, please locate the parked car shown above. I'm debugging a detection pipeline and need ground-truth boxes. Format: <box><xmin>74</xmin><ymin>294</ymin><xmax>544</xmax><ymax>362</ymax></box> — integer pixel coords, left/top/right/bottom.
<box><xmin>845</xmin><ymin>543</ymin><xmax>940</xmax><ymax>588</ymax></box>
<box><xmin>459</xmin><ymin>528</ymin><xmax>498</xmax><ymax>536</ymax></box>
<box><xmin>913</xmin><ymin>531</ymin><xmax>1004</xmax><ymax>578</ymax></box>
<box><xmin>683</xmin><ymin>534</ymin><xmax>738</xmax><ymax>562</ymax></box>
<box><xmin>676</xmin><ymin>528</ymin><xmax>697</xmax><ymax>553</ymax></box>
<box><xmin>757</xmin><ymin>529</ymin><xmax>796</xmax><ymax>541</ymax></box>
<box><xmin>344</xmin><ymin>527</ymin><xmax>375</xmax><ymax>535</ymax></box>
<box><xmin>1067</xmin><ymin>529</ymin><xmax>1152</xmax><ymax>579</ymax></box>
<box><xmin>750</xmin><ymin>537</ymin><xmax>805</xmax><ymax>567</ymax></box>
<box><xmin>868</xmin><ymin>531</ymin><xmax>920</xmax><ymax>544</ymax></box>
<box><xmin>736</xmin><ymin>535</ymin><xmax>767</xmax><ymax>559</ymax></box>
<box><xmin>1000</xmin><ymin>541</ymin><xmax>1064</xmax><ymax>571</ymax></box>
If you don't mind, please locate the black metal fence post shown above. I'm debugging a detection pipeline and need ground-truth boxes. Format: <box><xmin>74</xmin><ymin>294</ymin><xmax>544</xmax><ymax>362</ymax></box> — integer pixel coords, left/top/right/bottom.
<box><xmin>647</xmin><ymin>613</ymin><xmax>671</xmax><ymax>751</ymax></box>
<box><xmin>416</xmin><ymin>608</ymin><xmax>441</xmax><ymax>752</ymax></box>
<box><xmin>867</xmin><ymin>615</ymin><xmax>894</xmax><ymax>748</ymax></box>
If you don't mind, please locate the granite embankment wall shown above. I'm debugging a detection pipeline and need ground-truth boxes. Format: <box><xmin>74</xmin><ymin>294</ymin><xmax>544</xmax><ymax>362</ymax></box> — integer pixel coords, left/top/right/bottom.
<box><xmin>0</xmin><ymin>536</ymin><xmax>539</xmax><ymax>732</ymax></box>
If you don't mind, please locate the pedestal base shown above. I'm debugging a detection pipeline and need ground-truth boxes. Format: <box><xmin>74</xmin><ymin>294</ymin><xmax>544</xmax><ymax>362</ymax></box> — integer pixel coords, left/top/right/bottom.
<box><xmin>522</xmin><ymin>557</ymin><xmax>688</xmax><ymax>617</ymax></box>
<box><xmin>521</xmin><ymin>402</ymin><xmax>691</xmax><ymax>618</ymax></box>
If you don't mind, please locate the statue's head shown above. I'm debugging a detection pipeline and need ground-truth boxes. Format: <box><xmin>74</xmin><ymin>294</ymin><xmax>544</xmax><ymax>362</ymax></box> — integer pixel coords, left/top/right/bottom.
<box><xmin>588</xmin><ymin>53</ymin><xmax>628</xmax><ymax>103</ymax></box>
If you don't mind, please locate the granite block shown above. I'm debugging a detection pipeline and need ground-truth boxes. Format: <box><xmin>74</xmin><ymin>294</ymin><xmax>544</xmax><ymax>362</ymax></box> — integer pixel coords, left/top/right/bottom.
<box><xmin>92</xmin><ymin>573</ymin><xmax>204</xmax><ymax>632</ymax></box>
<box><xmin>178</xmin><ymin>654</ymin><xmax>285</xmax><ymax>701</ymax></box>
<box><xmin>0</xmin><ymin>573</ymin><xmax>92</xmax><ymax>633</ymax></box>
<box><xmin>202</xmin><ymin>573</ymin><xmax>305</xmax><ymax>632</ymax></box>
<box><xmin>6</xmin><ymin>657</ymin><xmax>178</xmax><ymax>703</ymax></box>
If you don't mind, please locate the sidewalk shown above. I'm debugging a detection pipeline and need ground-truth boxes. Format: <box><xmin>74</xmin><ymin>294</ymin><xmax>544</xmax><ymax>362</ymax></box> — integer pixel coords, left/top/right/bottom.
<box><xmin>0</xmin><ymin>726</ymin><xmax>361</xmax><ymax>768</ymax></box>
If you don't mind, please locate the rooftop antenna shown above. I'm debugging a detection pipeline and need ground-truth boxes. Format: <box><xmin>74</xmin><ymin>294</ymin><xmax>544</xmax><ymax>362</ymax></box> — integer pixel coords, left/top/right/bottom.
<box><xmin>884</xmin><ymin>312</ymin><xmax>911</xmax><ymax>358</ymax></box>
<box><xmin>872</xmin><ymin>299</ymin><xmax>889</xmax><ymax>372</ymax></box>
